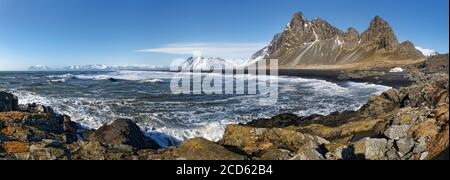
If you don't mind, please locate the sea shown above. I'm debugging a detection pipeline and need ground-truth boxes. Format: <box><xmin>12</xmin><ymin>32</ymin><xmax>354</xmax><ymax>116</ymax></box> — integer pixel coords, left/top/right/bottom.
<box><xmin>0</xmin><ymin>70</ymin><xmax>391</xmax><ymax>147</ymax></box>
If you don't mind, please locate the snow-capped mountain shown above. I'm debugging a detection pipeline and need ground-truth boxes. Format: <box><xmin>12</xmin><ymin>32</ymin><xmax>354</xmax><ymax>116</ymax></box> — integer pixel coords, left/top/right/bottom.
<box><xmin>28</xmin><ymin>65</ymin><xmax>52</xmax><ymax>71</ymax></box>
<box><xmin>112</xmin><ymin>65</ymin><xmax>168</xmax><ymax>71</ymax></box>
<box><xmin>416</xmin><ymin>47</ymin><xmax>438</xmax><ymax>57</ymax></box>
<box><xmin>64</xmin><ymin>64</ymin><xmax>110</xmax><ymax>71</ymax></box>
<box><xmin>177</xmin><ymin>57</ymin><xmax>238</xmax><ymax>71</ymax></box>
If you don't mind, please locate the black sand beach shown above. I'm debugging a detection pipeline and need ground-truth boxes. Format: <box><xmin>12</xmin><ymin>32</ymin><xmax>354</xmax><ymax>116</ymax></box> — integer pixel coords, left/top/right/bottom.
<box><xmin>278</xmin><ymin>69</ymin><xmax>413</xmax><ymax>88</ymax></box>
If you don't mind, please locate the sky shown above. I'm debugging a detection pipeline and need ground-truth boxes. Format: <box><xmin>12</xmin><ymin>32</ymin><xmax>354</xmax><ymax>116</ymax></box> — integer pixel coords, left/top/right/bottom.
<box><xmin>0</xmin><ymin>0</ymin><xmax>448</xmax><ymax>70</ymax></box>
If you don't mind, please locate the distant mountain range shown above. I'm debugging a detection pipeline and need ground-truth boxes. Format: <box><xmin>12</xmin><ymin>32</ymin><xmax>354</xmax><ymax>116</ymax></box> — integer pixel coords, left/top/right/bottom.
<box><xmin>249</xmin><ymin>12</ymin><xmax>434</xmax><ymax>69</ymax></box>
<box><xmin>30</xmin><ymin>57</ymin><xmax>243</xmax><ymax>71</ymax></box>
<box><xmin>29</xmin><ymin>64</ymin><xmax>169</xmax><ymax>71</ymax></box>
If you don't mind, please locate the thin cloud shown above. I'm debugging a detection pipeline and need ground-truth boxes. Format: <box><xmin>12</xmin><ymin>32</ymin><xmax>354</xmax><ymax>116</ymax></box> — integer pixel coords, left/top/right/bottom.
<box><xmin>137</xmin><ymin>42</ymin><xmax>267</xmax><ymax>59</ymax></box>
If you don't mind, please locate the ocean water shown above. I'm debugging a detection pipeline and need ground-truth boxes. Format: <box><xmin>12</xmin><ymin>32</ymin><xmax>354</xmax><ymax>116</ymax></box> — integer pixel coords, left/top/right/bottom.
<box><xmin>0</xmin><ymin>71</ymin><xmax>391</xmax><ymax>147</ymax></box>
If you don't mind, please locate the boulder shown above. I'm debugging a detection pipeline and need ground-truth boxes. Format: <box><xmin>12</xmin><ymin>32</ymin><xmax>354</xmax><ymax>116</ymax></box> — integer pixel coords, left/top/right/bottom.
<box><xmin>353</xmin><ymin>138</ymin><xmax>388</xmax><ymax>160</ymax></box>
<box><xmin>0</xmin><ymin>112</ymin><xmax>28</xmax><ymax>122</ymax></box>
<box><xmin>169</xmin><ymin>138</ymin><xmax>247</xmax><ymax>160</ymax></box>
<box><xmin>396</xmin><ymin>139</ymin><xmax>415</xmax><ymax>158</ymax></box>
<box><xmin>1</xmin><ymin>125</ymin><xmax>44</xmax><ymax>142</ymax></box>
<box><xmin>289</xmin><ymin>141</ymin><xmax>327</xmax><ymax>160</ymax></box>
<box><xmin>18</xmin><ymin>103</ymin><xmax>54</xmax><ymax>114</ymax></box>
<box><xmin>68</xmin><ymin>141</ymin><xmax>137</xmax><ymax>160</ymax></box>
<box><xmin>360</xmin><ymin>96</ymin><xmax>398</xmax><ymax>115</ymax></box>
<box><xmin>0</xmin><ymin>92</ymin><xmax>18</xmax><ymax>112</ymax></box>
<box><xmin>245</xmin><ymin>113</ymin><xmax>301</xmax><ymax>128</ymax></box>
<box><xmin>220</xmin><ymin>125</ymin><xmax>267</xmax><ymax>155</ymax></box>
<box><xmin>89</xmin><ymin>119</ymin><xmax>160</xmax><ymax>149</ymax></box>
<box><xmin>16</xmin><ymin>139</ymin><xmax>70</xmax><ymax>160</ymax></box>
<box><xmin>299</xmin><ymin>118</ymin><xmax>386</xmax><ymax>141</ymax></box>
<box><xmin>220</xmin><ymin>125</ymin><xmax>329</xmax><ymax>159</ymax></box>
<box><xmin>257</xmin><ymin>149</ymin><xmax>293</xmax><ymax>160</ymax></box>
<box><xmin>63</xmin><ymin>115</ymin><xmax>79</xmax><ymax>144</ymax></box>
<box><xmin>0</xmin><ymin>111</ymin><xmax>76</xmax><ymax>143</ymax></box>
<box><xmin>384</xmin><ymin>125</ymin><xmax>411</xmax><ymax>140</ymax></box>
<box><xmin>24</xmin><ymin>113</ymin><xmax>65</xmax><ymax>134</ymax></box>
<box><xmin>409</xmin><ymin>119</ymin><xmax>440</xmax><ymax>139</ymax></box>
<box><xmin>264</xmin><ymin>128</ymin><xmax>329</xmax><ymax>153</ymax></box>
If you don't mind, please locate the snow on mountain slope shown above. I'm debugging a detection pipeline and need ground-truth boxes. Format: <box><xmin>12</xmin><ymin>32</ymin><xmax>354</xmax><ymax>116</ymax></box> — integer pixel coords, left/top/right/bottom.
<box><xmin>65</xmin><ymin>64</ymin><xmax>110</xmax><ymax>71</ymax></box>
<box><xmin>245</xmin><ymin>47</ymin><xmax>268</xmax><ymax>66</ymax></box>
<box><xmin>416</xmin><ymin>47</ymin><xmax>438</xmax><ymax>57</ymax></box>
<box><xmin>178</xmin><ymin>57</ymin><xmax>240</xmax><ymax>71</ymax></box>
<box><xmin>28</xmin><ymin>65</ymin><xmax>52</xmax><ymax>71</ymax></box>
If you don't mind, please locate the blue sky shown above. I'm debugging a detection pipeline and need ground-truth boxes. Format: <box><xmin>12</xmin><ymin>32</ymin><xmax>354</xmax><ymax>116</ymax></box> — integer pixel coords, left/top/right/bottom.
<box><xmin>0</xmin><ymin>0</ymin><xmax>448</xmax><ymax>70</ymax></box>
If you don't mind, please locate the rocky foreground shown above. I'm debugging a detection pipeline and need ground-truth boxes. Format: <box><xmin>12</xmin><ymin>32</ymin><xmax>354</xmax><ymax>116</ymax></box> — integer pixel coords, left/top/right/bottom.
<box><xmin>1</xmin><ymin>57</ymin><xmax>449</xmax><ymax>160</ymax></box>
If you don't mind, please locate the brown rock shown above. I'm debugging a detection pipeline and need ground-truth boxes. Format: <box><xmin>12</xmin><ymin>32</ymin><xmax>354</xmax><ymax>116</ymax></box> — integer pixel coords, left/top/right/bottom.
<box><xmin>426</xmin><ymin>125</ymin><xmax>449</xmax><ymax>160</ymax></box>
<box><xmin>3</xmin><ymin>141</ymin><xmax>30</xmax><ymax>153</ymax></box>
<box><xmin>220</xmin><ymin>125</ymin><xmax>329</xmax><ymax>159</ymax></box>
<box><xmin>171</xmin><ymin>138</ymin><xmax>246</xmax><ymax>160</ymax></box>
<box><xmin>434</xmin><ymin>105</ymin><xmax>449</xmax><ymax>123</ymax></box>
<box><xmin>0</xmin><ymin>112</ymin><xmax>28</xmax><ymax>122</ymax></box>
<box><xmin>409</xmin><ymin>119</ymin><xmax>440</xmax><ymax>139</ymax></box>
<box><xmin>299</xmin><ymin>118</ymin><xmax>385</xmax><ymax>140</ymax></box>
<box><xmin>353</xmin><ymin>138</ymin><xmax>388</xmax><ymax>160</ymax></box>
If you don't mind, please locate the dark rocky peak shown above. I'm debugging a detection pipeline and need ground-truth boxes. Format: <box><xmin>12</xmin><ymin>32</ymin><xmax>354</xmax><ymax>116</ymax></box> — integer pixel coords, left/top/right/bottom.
<box><xmin>342</xmin><ymin>27</ymin><xmax>361</xmax><ymax>49</ymax></box>
<box><xmin>288</xmin><ymin>12</ymin><xmax>308</xmax><ymax>32</ymax></box>
<box><xmin>292</xmin><ymin>12</ymin><xmax>306</xmax><ymax>22</ymax></box>
<box><xmin>372</xmin><ymin>16</ymin><xmax>386</xmax><ymax>25</ymax></box>
<box><xmin>361</xmin><ymin>16</ymin><xmax>399</xmax><ymax>50</ymax></box>
<box><xmin>399</xmin><ymin>41</ymin><xmax>415</xmax><ymax>48</ymax></box>
<box><xmin>310</xmin><ymin>18</ymin><xmax>343</xmax><ymax>40</ymax></box>
<box><xmin>346</xmin><ymin>27</ymin><xmax>359</xmax><ymax>35</ymax></box>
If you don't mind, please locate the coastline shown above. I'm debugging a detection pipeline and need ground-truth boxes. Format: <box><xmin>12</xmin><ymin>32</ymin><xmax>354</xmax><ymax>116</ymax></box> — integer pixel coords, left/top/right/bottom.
<box><xmin>1</xmin><ymin>55</ymin><xmax>449</xmax><ymax>160</ymax></box>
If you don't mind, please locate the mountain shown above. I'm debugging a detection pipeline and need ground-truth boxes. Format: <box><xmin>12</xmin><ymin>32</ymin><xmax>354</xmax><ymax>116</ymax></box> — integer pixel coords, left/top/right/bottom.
<box><xmin>28</xmin><ymin>65</ymin><xmax>52</xmax><ymax>71</ymax></box>
<box><xmin>63</xmin><ymin>64</ymin><xmax>110</xmax><ymax>71</ymax></box>
<box><xmin>177</xmin><ymin>57</ymin><xmax>238</xmax><ymax>71</ymax></box>
<box><xmin>250</xmin><ymin>12</ymin><xmax>425</xmax><ymax>69</ymax></box>
<box><xmin>416</xmin><ymin>47</ymin><xmax>438</xmax><ymax>57</ymax></box>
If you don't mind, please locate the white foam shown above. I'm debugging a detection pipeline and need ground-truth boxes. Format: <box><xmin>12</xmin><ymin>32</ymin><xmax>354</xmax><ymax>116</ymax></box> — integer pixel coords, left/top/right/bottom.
<box><xmin>46</xmin><ymin>74</ymin><xmax>75</xmax><ymax>79</ymax></box>
<box><xmin>344</xmin><ymin>81</ymin><xmax>392</xmax><ymax>95</ymax></box>
<box><xmin>140</xmin><ymin>79</ymin><xmax>164</xmax><ymax>83</ymax></box>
